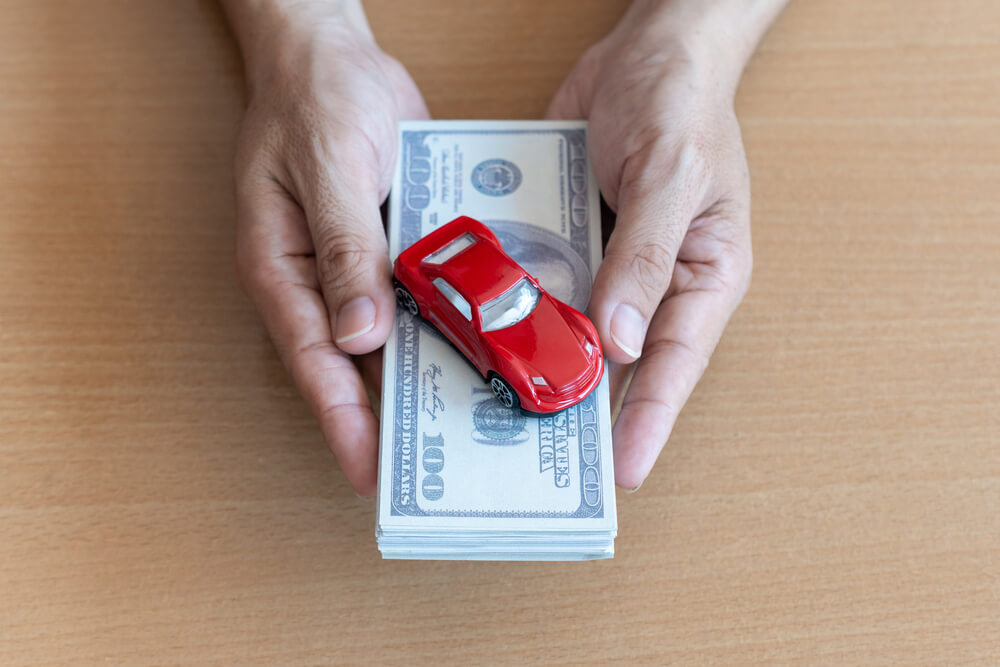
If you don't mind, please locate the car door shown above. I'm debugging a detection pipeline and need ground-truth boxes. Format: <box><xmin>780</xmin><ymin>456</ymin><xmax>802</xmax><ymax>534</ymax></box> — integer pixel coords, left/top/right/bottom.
<box><xmin>428</xmin><ymin>276</ymin><xmax>485</xmax><ymax>372</ymax></box>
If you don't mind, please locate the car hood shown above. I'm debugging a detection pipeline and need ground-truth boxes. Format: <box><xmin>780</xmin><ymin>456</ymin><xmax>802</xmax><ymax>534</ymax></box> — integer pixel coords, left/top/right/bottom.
<box><xmin>483</xmin><ymin>294</ymin><xmax>591</xmax><ymax>390</ymax></box>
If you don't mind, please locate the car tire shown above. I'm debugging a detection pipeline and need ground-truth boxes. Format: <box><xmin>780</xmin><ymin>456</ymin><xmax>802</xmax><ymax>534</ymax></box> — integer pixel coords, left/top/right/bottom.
<box><xmin>489</xmin><ymin>374</ymin><xmax>520</xmax><ymax>411</ymax></box>
<box><xmin>394</xmin><ymin>284</ymin><xmax>420</xmax><ymax>317</ymax></box>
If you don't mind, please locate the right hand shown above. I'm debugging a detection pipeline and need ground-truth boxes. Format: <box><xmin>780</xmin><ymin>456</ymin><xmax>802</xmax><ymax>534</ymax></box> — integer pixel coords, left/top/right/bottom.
<box><xmin>224</xmin><ymin>0</ymin><xmax>429</xmax><ymax>497</ymax></box>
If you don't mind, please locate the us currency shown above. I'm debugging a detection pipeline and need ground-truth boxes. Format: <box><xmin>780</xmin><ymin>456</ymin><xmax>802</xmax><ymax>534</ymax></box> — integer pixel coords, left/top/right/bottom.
<box><xmin>377</xmin><ymin>121</ymin><xmax>616</xmax><ymax>555</ymax></box>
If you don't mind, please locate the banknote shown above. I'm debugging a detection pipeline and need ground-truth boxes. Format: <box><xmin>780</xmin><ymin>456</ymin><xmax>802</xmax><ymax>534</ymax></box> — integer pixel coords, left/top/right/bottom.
<box><xmin>376</xmin><ymin>121</ymin><xmax>616</xmax><ymax>557</ymax></box>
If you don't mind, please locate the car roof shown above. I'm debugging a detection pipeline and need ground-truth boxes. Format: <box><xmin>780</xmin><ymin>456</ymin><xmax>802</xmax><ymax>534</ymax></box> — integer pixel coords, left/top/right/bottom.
<box><xmin>434</xmin><ymin>237</ymin><xmax>525</xmax><ymax>306</ymax></box>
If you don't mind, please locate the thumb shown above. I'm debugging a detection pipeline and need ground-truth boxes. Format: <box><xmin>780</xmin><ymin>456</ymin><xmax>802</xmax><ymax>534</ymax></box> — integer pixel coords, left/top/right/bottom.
<box><xmin>590</xmin><ymin>147</ymin><xmax>706</xmax><ymax>364</ymax></box>
<box><xmin>299</xmin><ymin>167</ymin><xmax>395</xmax><ymax>357</ymax></box>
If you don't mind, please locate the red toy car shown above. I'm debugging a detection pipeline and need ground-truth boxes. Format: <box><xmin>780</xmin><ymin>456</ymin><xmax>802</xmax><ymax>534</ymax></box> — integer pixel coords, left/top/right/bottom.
<box><xmin>393</xmin><ymin>216</ymin><xmax>604</xmax><ymax>414</ymax></box>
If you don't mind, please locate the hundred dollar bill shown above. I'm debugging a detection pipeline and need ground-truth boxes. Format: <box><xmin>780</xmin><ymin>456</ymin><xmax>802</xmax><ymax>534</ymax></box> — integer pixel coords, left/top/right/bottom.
<box><xmin>377</xmin><ymin>121</ymin><xmax>616</xmax><ymax>552</ymax></box>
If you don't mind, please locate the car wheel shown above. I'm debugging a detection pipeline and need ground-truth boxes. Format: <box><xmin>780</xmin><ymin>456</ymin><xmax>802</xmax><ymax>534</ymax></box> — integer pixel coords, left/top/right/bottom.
<box><xmin>394</xmin><ymin>285</ymin><xmax>420</xmax><ymax>317</ymax></box>
<box><xmin>489</xmin><ymin>375</ymin><xmax>520</xmax><ymax>411</ymax></box>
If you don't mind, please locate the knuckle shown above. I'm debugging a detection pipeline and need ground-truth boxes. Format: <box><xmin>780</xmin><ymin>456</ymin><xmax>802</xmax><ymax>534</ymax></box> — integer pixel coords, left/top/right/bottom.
<box><xmin>315</xmin><ymin>228</ymin><xmax>383</xmax><ymax>294</ymax></box>
<box><xmin>676</xmin><ymin>139</ymin><xmax>713</xmax><ymax>184</ymax></box>
<box><xmin>606</xmin><ymin>234</ymin><xmax>675</xmax><ymax>306</ymax></box>
<box><xmin>621</xmin><ymin>394</ymin><xmax>683</xmax><ymax>423</ymax></box>
<box><xmin>646</xmin><ymin>336</ymin><xmax>712</xmax><ymax>379</ymax></box>
<box><xmin>632</xmin><ymin>240</ymin><xmax>675</xmax><ymax>294</ymax></box>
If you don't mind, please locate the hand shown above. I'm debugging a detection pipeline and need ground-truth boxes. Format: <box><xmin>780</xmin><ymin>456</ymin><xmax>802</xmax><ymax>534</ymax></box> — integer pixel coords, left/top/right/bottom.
<box><xmin>222</xmin><ymin>0</ymin><xmax>429</xmax><ymax>497</ymax></box>
<box><xmin>547</xmin><ymin>0</ymin><xmax>785</xmax><ymax>490</ymax></box>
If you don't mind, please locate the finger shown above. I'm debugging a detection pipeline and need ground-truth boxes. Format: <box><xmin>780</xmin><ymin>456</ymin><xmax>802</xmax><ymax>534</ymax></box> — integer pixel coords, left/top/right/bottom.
<box><xmin>611</xmin><ymin>281</ymin><xmax>742</xmax><ymax>492</ymax></box>
<box><xmin>357</xmin><ymin>348</ymin><xmax>383</xmax><ymax>399</ymax></box>
<box><xmin>589</xmin><ymin>145</ymin><xmax>710</xmax><ymax>365</ymax></box>
<box><xmin>357</xmin><ymin>348</ymin><xmax>384</xmax><ymax>417</ymax></box>
<box><xmin>291</xmin><ymin>141</ymin><xmax>396</xmax><ymax>357</ymax></box>
<box><xmin>606</xmin><ymin>359</ymin><xmax>634</xmax><ymax>422</ymax></box>
<box><xmin>544</xmin><ymin>77</ymin><xmax>586</xmax><ymax>120</ymax></box>
<box><xmin>236</xmin><ymin>179</ymin><xmax>379</xmax><ymax>497</ymax></box>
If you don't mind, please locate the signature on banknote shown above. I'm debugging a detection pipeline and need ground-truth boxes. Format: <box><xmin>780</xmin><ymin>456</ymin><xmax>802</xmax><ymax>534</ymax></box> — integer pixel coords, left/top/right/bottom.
<box><xmin>420</xmin><ymin>363</ymin><xmax>444</xmax><ymax>421</ymax></box>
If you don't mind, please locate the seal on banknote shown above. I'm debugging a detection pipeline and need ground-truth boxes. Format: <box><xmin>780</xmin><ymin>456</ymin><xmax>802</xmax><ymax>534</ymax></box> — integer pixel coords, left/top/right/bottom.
<box><xmin>470</xmin><ymin>158</ymin><xmax>522</xmax><ymax>197</ymax></box>
<box><xmin>472</xmin><ymin>396</ymin><xmax>528</xmax><ymax>445</ymax></box>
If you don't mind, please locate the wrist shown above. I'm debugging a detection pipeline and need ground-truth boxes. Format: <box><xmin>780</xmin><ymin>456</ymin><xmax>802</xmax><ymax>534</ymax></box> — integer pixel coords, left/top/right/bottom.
<box><xmin>619</xmin><ymin>0</ymin><xmax>787</xmax><ymax>95</ymax></box>
<box><xmin>221</xmin><ymin>0</ymin><xmax>373</xmax><ymax>88</ymax></box>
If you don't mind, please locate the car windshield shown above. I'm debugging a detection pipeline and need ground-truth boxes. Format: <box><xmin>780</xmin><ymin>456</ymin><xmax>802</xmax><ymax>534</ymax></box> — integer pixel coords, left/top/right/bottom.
<box><xmin>480</xmin><ymin>278</ymin><xmax>540</xmax><ymax>332</ymax></box>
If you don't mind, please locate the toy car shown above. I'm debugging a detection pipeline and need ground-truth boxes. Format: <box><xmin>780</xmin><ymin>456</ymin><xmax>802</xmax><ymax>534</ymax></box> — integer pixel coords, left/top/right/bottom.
<box><xmin>393</xmin><ymin>216</ymin><xmax>604</xmax><ymax>414</ymax></box>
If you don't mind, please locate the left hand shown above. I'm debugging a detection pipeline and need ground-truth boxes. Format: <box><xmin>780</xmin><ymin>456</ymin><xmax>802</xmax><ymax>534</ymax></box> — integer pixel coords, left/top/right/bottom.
<box><xmin>547</xmin><ymin>0</ymin><xmax>779</xmax><ymax>490</ymax></box>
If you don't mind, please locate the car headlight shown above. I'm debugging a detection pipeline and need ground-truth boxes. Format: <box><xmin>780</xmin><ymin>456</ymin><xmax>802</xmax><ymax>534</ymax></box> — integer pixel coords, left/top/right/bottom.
<box><xmin>531</xmin><ymin>376</ymin><xmax>548</xmax><ymax>387</ymax></box>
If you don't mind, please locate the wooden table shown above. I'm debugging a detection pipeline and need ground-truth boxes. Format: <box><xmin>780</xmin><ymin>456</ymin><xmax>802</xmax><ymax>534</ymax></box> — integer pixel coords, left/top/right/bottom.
<box><xmin>2</xmin><ymin>1</ymin><xmax>998</xmax><ymax>663</ymax></box>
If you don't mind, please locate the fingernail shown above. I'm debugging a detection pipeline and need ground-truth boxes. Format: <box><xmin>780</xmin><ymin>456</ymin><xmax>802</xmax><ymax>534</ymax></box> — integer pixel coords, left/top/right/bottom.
<box><xmin>610</xmin><ymin>303</ymin><xmax>645</xmax><ymax>360</ymax></box>
<box><xmin>355</xmin><ymin>492</ymin><xmax>375</xmax><ymax>502</ymax></box>
<box><xmin>623</xmin><ymin>480</ymin><xmax>643</xmax><ymax>495</ymax></box>
<box><xmin>335</xmin><ymin>296</ymin><xmax>376</xmax><ymax>344</ymax></box>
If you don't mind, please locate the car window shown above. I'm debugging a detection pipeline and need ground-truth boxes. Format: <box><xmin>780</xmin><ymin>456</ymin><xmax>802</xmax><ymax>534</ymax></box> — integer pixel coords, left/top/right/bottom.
<box><xmin>432</xmin><ymin>277</ymin><xmax>472</xmax><ymax>321</ymax></box>
<box><xmin>423</xmin><ymin>233</ymin><xmax>476</xmax><ymax>265</ymax></box>
<box><xmin>480</xmin><ymin>278</ymin><xmax>540</xmax><ymax>332</ymax></box>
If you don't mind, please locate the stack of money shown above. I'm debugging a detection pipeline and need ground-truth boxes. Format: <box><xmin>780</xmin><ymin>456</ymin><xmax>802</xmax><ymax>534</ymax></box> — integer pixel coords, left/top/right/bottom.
<box><xmin>376</xmin><ymin>121</ymin><xmax>617</xmax><ymax>560</ymax></box>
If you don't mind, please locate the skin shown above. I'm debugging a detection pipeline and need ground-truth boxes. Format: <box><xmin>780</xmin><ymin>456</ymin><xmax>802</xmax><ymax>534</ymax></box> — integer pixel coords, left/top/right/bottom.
<box><xmin>221</xmin><ymin>0</ymin><xmax>787</xmax><ymax>497</ymax></box>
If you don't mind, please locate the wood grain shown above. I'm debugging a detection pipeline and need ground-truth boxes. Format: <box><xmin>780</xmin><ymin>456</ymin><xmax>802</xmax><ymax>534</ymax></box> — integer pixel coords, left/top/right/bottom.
<box><xmin>1</xmin><ymin>1</ymin><xmax>998</xmax><ymax>664</ymax></box>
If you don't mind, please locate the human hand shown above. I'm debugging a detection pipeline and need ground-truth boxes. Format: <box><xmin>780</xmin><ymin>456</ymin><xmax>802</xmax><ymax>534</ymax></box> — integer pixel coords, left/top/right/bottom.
<box><xmin>222</xmin><ymin>0</ymin><xmax>429</xmax><ymax>496</ymax></box>
<box><xmin>547</xmin><ymin>0</ymin><xmax>786</xmax><ymax>490</ymax></box>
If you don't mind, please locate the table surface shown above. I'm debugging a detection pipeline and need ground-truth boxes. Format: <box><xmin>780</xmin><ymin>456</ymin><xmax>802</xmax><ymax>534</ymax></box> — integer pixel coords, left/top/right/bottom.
<box><xmin>2</xmin><ymin>1</ymin><xmax>998</xmax><ymax>664</ymax></box>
